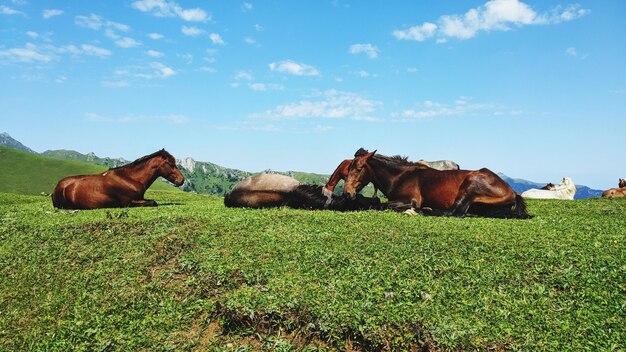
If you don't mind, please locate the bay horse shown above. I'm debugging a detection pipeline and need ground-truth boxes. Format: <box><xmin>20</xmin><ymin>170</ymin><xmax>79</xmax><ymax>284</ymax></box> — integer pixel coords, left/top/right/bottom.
<box><xmin>323</xmin><ymin>156</ymin><xmax>459</xmax><ymax>198</ymax></box>
<box><xmin>225</xmin><ymin>173</ymin><xmax>381</xmax><ymax>211</ymax></box>
<box><xmin>52</xmin><ymin>149</ymin><xmax>184</xmax><ymax>209</ymax></box>
<box><xmin>342</xmin><ymin>148</ymin><xmax>529</xmax><ymax>218</ymax></box>
<box><xmin>602</xmin><ymin>178</ymin><xmax>626</xmax><ymax>199</ymax></box>
<box><xmin>521</xmin><ymin>177</ymin><xmax>576</xmax><ymax>200</ymax></box>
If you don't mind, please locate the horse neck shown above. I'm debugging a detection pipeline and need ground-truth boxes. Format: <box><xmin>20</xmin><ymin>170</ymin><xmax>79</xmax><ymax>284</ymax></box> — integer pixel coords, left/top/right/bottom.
<box><xmin>116</xmin><ymin>158</ymin><xmax>162</xmax><ymax>191</ymax></box>
<box><xmin>366</xmin><ymin>157</ymin><xmax>410</xmax><ymax>195</ymax></box>
<box><xmin>325</xmin><ymin>160</ymin><xmax>350</xmax><ymax>191</ymax></box>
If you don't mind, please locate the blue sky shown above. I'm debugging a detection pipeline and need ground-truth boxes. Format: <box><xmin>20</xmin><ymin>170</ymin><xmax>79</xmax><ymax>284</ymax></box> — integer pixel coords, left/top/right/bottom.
<box><xmin>1</xmin><ymin>0</ymin><xmax>624</xmax><ymax>189</ymax></box>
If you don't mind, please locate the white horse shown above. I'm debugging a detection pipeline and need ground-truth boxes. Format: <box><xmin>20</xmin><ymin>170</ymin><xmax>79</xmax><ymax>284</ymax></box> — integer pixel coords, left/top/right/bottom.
<box><xmin>521</xmin><ymin>177</ymin><xmax>576</xmax><ymax>200</ymax></box>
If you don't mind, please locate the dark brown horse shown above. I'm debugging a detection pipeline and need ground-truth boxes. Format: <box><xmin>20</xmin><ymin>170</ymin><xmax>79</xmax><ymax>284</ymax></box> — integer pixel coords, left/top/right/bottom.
<box><xmin>619</xmin><ymin>178</ymin><xmax>626</xmax><ymax>188</ymax></box>
<box><xmin>323</xmin><ymin>156</ymin><xmax>460</xmax><ymax>198</ymax></box>
<box><xmin>52</xmin><ymin>149</ymin><xmax>184</xmax><ymax>209</ymax></box>
<box><xmin>343</xmin><ymin>148</ymin><xmax>529</xmax><ymax>218</ymax></box>
<box><xmin>225</xmin><ymin>173</ymin><xmax>381</xmax><ymax>211</ymax></box>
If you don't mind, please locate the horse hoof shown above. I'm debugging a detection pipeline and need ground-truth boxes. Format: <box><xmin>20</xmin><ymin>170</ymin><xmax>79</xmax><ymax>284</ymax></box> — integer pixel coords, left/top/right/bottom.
<box><xmin>403</xmin><ymin>208</ymin><xmax>419</xmax><ymax>216</ymax></box>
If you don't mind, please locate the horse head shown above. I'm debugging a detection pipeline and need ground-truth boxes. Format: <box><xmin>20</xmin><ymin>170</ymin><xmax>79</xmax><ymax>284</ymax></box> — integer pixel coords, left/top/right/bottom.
<box><xmin>619</xmin><ymin>178</ymin><xmax>626</xmax><ymax>188</ymax></box>
<box><xmin>156</xmin><ymin>149</ymin><xmax>185</xmax><ymax>186</ymax></box>
<box><xmin>343</xmin><ymin>148</ymin><xmax>376</xmax><ymax>199</ymax></box>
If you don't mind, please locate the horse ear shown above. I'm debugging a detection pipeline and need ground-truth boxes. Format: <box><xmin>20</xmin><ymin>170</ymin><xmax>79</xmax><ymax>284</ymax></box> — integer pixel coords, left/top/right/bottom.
<box><xmin>365</xmin><ymin>150</ymin><xmax>377</xmax><ymax>160</ymax></box>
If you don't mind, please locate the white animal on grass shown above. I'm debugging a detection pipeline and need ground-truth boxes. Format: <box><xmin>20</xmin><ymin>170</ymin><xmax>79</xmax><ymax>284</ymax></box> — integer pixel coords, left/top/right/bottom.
<box><xmin>521</xmin><ymin>177</ymin><xmax>576</xmax><ymax>200</ymax></box>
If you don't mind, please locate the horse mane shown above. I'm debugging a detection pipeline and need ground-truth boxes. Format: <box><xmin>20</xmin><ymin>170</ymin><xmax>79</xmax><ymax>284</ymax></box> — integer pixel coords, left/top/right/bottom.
<box><xmin>355</xmin><ymin>147</ymin><xmax>415</xmax><ymax>167</ymax></box>
<box><xmin>108</xmin><ymin>149</ymin><xmax>173</xmax><ymax>170</ymax></box>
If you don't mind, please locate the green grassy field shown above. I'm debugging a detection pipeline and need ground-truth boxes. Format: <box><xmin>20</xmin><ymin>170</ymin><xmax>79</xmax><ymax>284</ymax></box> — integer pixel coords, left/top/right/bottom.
<box><xmin>0</xmin><ymin>146</ymin><xmax>177</xmax><ymax>195</ymax></box>
<box><xmin>0</xmin><ymin>191</ymin><xmax>624</xmax><ymax>351</ymax></box>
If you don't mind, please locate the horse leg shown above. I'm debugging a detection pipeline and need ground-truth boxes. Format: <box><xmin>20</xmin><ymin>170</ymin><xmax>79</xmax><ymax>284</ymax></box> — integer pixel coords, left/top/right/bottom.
<box><xmin>130</xmin><ymin>199</ymin><xmax>158</xmax><ymax>207</ymax></box>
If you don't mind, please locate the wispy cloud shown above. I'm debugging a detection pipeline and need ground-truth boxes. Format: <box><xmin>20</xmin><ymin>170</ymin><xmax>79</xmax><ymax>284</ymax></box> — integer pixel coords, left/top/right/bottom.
<box><xmin>250</xmin><ymin>90</ymin><xmax>381</xmax><ymax>121</ymax></box>
<box><xmin>0</xmin><ymin>44</ymin><xmax>53</xmax><ymax>63</ymax></box>
<box><xmin>181</xmin><ymin>25</ymin><xmax>204</xmax><ymax>36</ymax></box>
<box><xmin>248</xmin><ymin>83</ymin><xmax>284</xmax><ymax>91</ymax></box>
<box><xmin>209</xmin><ymin>33</ymin><xmax>225</xmax><ymax>45</ymax></box>
<box><xmin>269</xmin><ymin>60</ymin><xmax>319</xmax><ymax>76</ymax></box>
<box><xmin>131</xmin><ymin>0</ymin><xmax>210</xmax><ymax>22</ymax></box>
<box><xmin>565</xmin><ymin>47</ymin><xmax>577</xmax><ymax>56</ymax></box>
<box><xmin>242</xmin><ymin>2</ymin><xmax>253</xmax><ymax>12</ymax></box>
<box><xmin>147</xmin><ymin>32</ymin><xmax>164</xmax><ymax>40</ymax></box>
<box><xmin>85</xmin><ymin>112</ymin><xmax>189</xmax><ymax>124</ymax></box>
<box><xmin>101</xmin><ymin>80</ymin><xmax>130</xmax><ymax>88</ymax></box>
<box><xmin>349</xmin><ymin>43</ymin><xmax>379</xmax><ymax>59</ymax></box>
<box><xmin>0</xmin><ymin>43</ymin><xmax>112</xmax><ymax>63</ymax></box>
<box><xmin>393</xmin><ymin>0</ymin><xmax>589</xmax><ymax>42</ymax></box>
<box><xmin>146</xmin><ymin>49</ymin><xmax>164</xmax><ymax>57</ymax></box>
<box><xmin>391</xmin><ymin>97</ymin><xmax>518</xmax><ymax>121</ymax></box>
<box><xmin>115</xmin><ymin>62</ymin><xmax>176</xmax><ymax>79</ymax></box>
<box><xmin>42</xmin><ymin>9</ymin><xmax>63</xmax><ymax>19</ymax></box>
<box><xmin>0</xmin><ymin>5</ymin><xmax>24</xmax><ymax>15</ymax></box>
<box><xmin>76</xmin><ymin>14</ymin><xmax>140</xmax><ymax>48</ymax></box>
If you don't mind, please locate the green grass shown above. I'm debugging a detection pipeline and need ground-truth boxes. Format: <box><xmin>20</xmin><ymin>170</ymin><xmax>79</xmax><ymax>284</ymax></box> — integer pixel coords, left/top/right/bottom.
<box><xmin>0</xmin><ymin>191</ymin><xmax>624</xmax><ymax>351</ymax></box>
<box><xmin>0</xmin><ymin>146</ymin><xmax>177</xmax><ymax>195</ymax></box>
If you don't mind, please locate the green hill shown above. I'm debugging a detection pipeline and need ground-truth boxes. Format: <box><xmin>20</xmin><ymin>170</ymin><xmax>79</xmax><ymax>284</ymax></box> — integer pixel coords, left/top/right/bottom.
<box><xmin>0</xmin><ymin>146</ymin><xmax>176</xmax><ymax>195</ymax></box>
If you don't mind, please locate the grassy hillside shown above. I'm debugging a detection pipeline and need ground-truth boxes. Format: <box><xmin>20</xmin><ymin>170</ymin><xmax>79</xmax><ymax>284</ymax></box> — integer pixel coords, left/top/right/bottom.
<box><xmin>0</xmin><ymin>146</ymin><xmax>176</xmax><ymax>195</ymax></box>
<box><xmin>1</xmin><ymin>191</ymin><xmax>624</xmax><ymax>350</ymax></box>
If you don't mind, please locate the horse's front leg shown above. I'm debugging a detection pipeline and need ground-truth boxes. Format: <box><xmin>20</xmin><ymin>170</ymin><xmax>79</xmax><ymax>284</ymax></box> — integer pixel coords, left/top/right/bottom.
<box><xmin>130</xmin><ymin>199</ymin><xmax>158</xmax><ymax>207</ymax></box>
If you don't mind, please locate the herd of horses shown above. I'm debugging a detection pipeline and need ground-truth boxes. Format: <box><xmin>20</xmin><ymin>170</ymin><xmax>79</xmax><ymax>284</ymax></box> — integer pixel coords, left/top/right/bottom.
<box><xmin>52</xmin><ymin>148</ymin><xmax>626</xmax><ymax>219</ymax></box>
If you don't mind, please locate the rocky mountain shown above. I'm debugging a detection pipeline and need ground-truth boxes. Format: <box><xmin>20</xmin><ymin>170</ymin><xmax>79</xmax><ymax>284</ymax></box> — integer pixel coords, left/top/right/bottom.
<box><xmin>0</xmin><ymin>133</ymin><xmax>35</xmax><ymax>153</ymax></box>
<box><xmin>41</xmin><ymin>150</ymin><xmax>128</xmax><ymax>169</ymax></box>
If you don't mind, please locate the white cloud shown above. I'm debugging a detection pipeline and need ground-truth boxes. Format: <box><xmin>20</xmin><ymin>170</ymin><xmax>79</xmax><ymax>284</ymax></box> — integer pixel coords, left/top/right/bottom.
<box><xmin>26</xmin><ymin>31</ymin><xmax>39</xmax><ymax>39</ymax></box>
<box><xmin>0</xmin><ymin>44</ymin><xmax>53</xmax><ymax>63</ymax></box>
<box><xmin>209</xmin><ymin>33</ymin><xmax>225</xmax><ymax>45</ymax></box>
<box><xmin>0</xmin><ymin>5</ymin><xmax>24</xmax><ymax>15</ymax></box>
<box><xmin>269</xmin><ymin>60</ymin><xmax>319</xmax><ymax>76</ymax></box>
<box><xmin>235</xmin><ymin>70</ymin><xmax>253</xmax><ymax>80</ymax></box>
<box><xmin>181</xmin><ymin>25</ymin><xmax>204</xmax><ymax>36</ymax></box>
<box><xmin>199</xmin><ymin>67</ymin><xmax>216</xmax><ymax>73</ymax></box>
<box><xmin>75</xmin><ymin>14</ymin><xmax>104</xmax><ymax>30</ymax></box>
<box><xmin>147</xmin><ymin>32</ymin><xmax>164</xmax><ymax>40</ymax></box>
<box><xmin>115</xmin><ymin>62</ymin><xmax>176</xmax><ymax>79</ymax></box>
<box><xmin>393</xmin><ymin>0</ymin><xmax>589</xmax><ymax>42</ymax></box>
<box><xmin>393</xmin><ymin>22</ymin><xmax>437</xmax><ymax>41</ymax></box>
<box><xmin>254</xmin><ymin>24</ymin><xmax>265</xmax><ymax>32</ymax></box>
<box><xmin>85</xmin><ymin>112</ymin><xmax>188</xmax><ymax>124</ymax></box>
<box><xmin>102</xmin><ymin>80</ymin><xmax>129</xmax><ymax>88</ymax></box>
<box><xmin>146</xmin><ymin>49</ymin><xmax>164</xmax><ymax>57</ymax></box>
<box><xmin>131</xmin><ymin>0</ymin><xmax>210</xmax><ymax>22</ymax></box>
<box><xmin>242</xmin><ymin>2</ymin><xmax>253</xmax><ymax>12</ymax></box>
<box><xmin>407</xmin><ymin>67</ymin><xmax>418</xmax><ymax>73</ymax></box>
<box><xmin>42</xmin><ymin>9</ymin><xmax>63</xmax><ymax>19</ymax></box>
<box><xmin>248</xmin><ymin>83</ymin><xmax>284</xmax><ymax>91</ymax></box>
<box><xmin>565</xmin><ymin>47</ymin><xmax>577</xmax><ymax>56</ymax></box>
<box><xmin>392</xmin><ymin>97</ymin><xmax>506</xmax><ymax>121</ymax></box>
<box><xmin>349</xmin><ymin>43</ymin><xmax>379</xmax><ymax>59</ymax></box>
<box><xmin>80</xmin><ymin>44</ymin><xmax>112</xmax><ymax>57</ymax></box>
<box><xmin>313</xmin><ymin>125</ymin><xmax>334</xmax><ymax>133</ymax></box>
<box><xmin>115</xmin><ymin>37</ymin><xmax>141</xmax><ymax>48</ymax></box>
<box><xmin>250</xmin><ymin>90</ymin><xmax>381</xmax><ymax>121</ymax></box>
<box><xmin>151</xmin><ymin>62</ymin><xmax>175</xmax><ymax>77</ymax></box>
<box><xmin>244</xmin><ymin>37</ymin><xmax>256</xmax><ymax>45</ymax></box>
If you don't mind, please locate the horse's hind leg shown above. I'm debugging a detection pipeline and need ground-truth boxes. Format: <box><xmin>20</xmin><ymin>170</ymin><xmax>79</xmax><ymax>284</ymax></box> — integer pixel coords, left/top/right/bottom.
<box><xmin>130</xmin><ymin>199</ymin><xmax>158</xmax><ymax>207</ymax></box>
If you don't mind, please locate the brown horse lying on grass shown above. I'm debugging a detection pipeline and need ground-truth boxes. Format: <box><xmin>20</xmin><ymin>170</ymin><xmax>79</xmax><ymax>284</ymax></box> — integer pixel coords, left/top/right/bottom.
<box><xmin>343</xmin><ymin>148</ymin><xmax>529</xmax><ymax>218</ymax></box>
<box><xmin>322</xmin><ymin>156</ymin><xmax>459</xmax><ymax>198</ymax></box>
<box><xmin>52</xmin><ymin>149</ymin><xmax>184</xmax><ymax>209</ymax></box>
<box><xmin>602</xmin><ymin>178</ymin><xmax>626</xmax><ymax>199</ymax></box>
<box><xmin>225</xmin><ymin>173</ymin><xmax>381</xmax><ymax>211</ymax></box>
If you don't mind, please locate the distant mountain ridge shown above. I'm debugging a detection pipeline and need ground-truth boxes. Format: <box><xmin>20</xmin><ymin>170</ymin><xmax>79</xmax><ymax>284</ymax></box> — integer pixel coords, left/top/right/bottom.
<box><xmin>0</xmin><ymin>133</ymin><xmax>35</xmax><ymax>153</ymax></box>
<box><xmin>0</xmin><ymin>132</ymin><xmax>604</xmax><ymax>199</ymax></box>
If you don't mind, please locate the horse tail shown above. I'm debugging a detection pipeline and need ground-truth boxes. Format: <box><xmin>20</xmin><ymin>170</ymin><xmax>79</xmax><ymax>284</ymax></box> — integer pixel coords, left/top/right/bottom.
<box><xmin>511</xmin><ymin>194</ymin><xmax>530</xmax><ymax>219</ymax></box>
<box><xmin>51</xmin><ymin>182</ymin><xmax>66</xmax><ymax>209</ymax></box>
<box><xmin>469</xmin><ymin>194</ymin><xmax>530</xmax><ymax>219</ymax></box>
<box><xmin>289</xmin><ymin>184</ymin><xmax>328</xmax><ymax>210</ymax></box>
<box><xmin>223</xmin><ymin>191</ymin><xmax>235</xmax><ymax>207</ymax></box>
